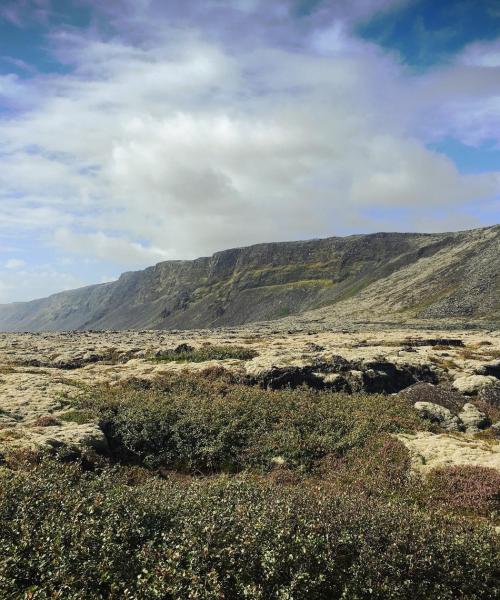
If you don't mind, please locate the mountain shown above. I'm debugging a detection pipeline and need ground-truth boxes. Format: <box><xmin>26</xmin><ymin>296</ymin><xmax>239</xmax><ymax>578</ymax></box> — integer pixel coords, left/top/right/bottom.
<box><xmin>0</xmin><ymin>226</ymin><xmax>498</xmax><ymax>332</ymax></box>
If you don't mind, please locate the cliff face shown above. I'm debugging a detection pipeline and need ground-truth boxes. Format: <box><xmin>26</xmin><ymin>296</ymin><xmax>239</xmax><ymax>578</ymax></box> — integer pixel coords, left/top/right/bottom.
<box><xmin>0</xmin><ymin>226</ymin><xmax>498</xmax><ymax>332</ymax></box>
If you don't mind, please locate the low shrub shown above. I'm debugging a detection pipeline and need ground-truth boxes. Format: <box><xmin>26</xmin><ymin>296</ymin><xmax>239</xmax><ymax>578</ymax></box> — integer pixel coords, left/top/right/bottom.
<box><xmin>0</xmin><ymin>460</ymin><xmax>498</xmax><ymax>600</ymax></box>
<box><xmin>424</xmin><ymin>465</ymin><xmax>500</xmax><ymax>517</ymax></box>
<box><xmin>320</xmin><ymin>434</ymin><xmax>414</xmax><ymax>496</ymax></box>
<box><xmin>33</xmin><ymin>415</ymin><xmax>61</xmax><ymax>427</ymax></box>
<box><xmin>153</xmin><ymin>344</ymin><xmax>258</xmax><ymax>363</ymax></box>
<box><xmin>76</xmin><ymin>376</ymin><xmax>423</xmax><ymax>472</ymax></box>
<box><xmin>473</xmin><ymin>398</ymin><xmax>500</xmax><ymax>424</ymax></box>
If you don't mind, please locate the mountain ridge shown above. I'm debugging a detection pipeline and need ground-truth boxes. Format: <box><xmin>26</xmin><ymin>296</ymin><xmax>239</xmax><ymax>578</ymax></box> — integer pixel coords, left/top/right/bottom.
<box><xmin>0</xmin><ymin>226</ymin><xmax>498</xmax><ymax>332</ymax></box>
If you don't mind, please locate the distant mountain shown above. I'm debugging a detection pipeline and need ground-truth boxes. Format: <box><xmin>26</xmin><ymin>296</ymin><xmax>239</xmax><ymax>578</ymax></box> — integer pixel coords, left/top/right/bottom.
<box><xmin>0</xmin><ymin>226</ymin><xmax>498</xmax><ymax>332</ymax></box>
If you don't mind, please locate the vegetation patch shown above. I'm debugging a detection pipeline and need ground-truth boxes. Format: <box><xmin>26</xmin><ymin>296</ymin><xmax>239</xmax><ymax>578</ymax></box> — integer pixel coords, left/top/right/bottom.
<box><xmin>75</xmin><ymin>375</ymin><xmax>423</xmax><ymax>472</ymax></box>
<box><xmin>2</xmin><ymin>372</ymin><xmax>499</xmax><ymax>598</ymax></box>
<box><xmin>33</xmin><ymin>415</ymin><xmax>61</xmax><ymax>427</ymax></box>
<box><xmin>59</xmin><ymin>409</ymin><xmax>94</xmax><ymax>425</ymax></box>
<box><xmin>0</xmin><ymin>460</ymin><xmax>498</xmax><ymax>600</ymax></box>
<box><xmin>423</xmin><ymin>465</ymin><xmax>500</xmax><ymax>518</ymax></box>
<box><xmin>153</xmin><ymin>344</ymin><xmax>258</xmax><ymax>363</ymax></box>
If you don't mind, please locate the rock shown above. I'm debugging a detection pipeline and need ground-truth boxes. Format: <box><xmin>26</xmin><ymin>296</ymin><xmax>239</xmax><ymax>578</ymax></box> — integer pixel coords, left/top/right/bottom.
<box><xmin>305</xmin><ymin>343</ymin><xmax>325</xmax><ymax>352</ymax></box>
<box><xmin>408</xmin><ymin>338</ymin><xmax>464</xmax><ymax>347</ymax></box>
<box><xmin>346</xmin><ymin>370</ymin><xmax>365</xmax><ymax>393</ymax></box>
<box><xmin>1</xmin><ymin>423</ymin><xmax>109</xmax><ymax>455</ymax></box>
<box><xmin>413</xmin><ymin>401</ymin><xmax>463</xmax><ymax>432</ymax></box>
<box><xmin>353</xmin><ymin>360</ymin><xmax>438</xmax><ymax>394</ymax></box>
<box><xmin>328</xmin><ymin>355</ymin><xmax>352</xmax><ymax>373</ymax></box>
<box><xmin>174</xmin><ymin>343</ymin><xmax>194</xmax><ymax>353</ymax></box>
<box><xmin>305</xmin><ymin>359</ymin><xmax>439</xmax><ymax>394</ymax></box>
<box><xmin>457</xmin><ymin>403</ymin><xmax>490</xmax><ymax>433</ymax></box>
<box><xmin>319</xmin><ymin>373</ymin><xmax>351</xmax><ymax>392</ymax></box>
<box><xmin>397</xmin><ymin>432</ymin><xmax>500</xmax><ymax>473</ymax></box>
<box><xmin>474</xmin><ymin>361</ymin><xmax>500</xmax><ymax>379</ymax></box>
<box><xmin>398</xmin><ymin>383</ymin><xmax>466</xmax><ymax>413</ymax></box>
<box><xmin>477</xmin><ymin>383</ymin><xmax>500</xmax><ymax>408</ymax></box>
<box><xmin>491</xmin><ymin>422</ymin><xmax>500</xmax><ymax>439</ymax></box>
<box><xmin>254</xmin><ymin>366</ymin><xmax>325</xmax><ymax>390</ymax></box>
<box><xmin>360</xmin><ymin>368</ymin><xmax>391</xmax><ymax>393</ymax></box>
<box><xmin>453</xmin><ymin>375</ymin><xmax>497</xmax><ymax>395</ymax></box>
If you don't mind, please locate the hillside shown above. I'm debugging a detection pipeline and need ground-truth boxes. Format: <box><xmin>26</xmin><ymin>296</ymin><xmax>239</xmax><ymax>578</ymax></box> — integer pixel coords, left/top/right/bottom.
<box><xmin>0</xmin><ymin>225</ymin><xmax>498</xmax><ymax>332</ymax></box>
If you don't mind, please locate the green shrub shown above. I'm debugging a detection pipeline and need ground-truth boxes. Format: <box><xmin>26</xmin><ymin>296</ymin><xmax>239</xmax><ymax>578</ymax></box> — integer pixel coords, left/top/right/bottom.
<box><xmin>153</xmin><ymin>344</ymin><xmax>258</xmax><ymax>363</ymax></box>
<box><xmin>0</xmin><ymin>460</ymin><xmax>498</xmax><ymax>600</ymax></box>
<box><xmin>77</xmin><ymin>376</ymin><xmax>423</xmax><ymax>472</ymax></box>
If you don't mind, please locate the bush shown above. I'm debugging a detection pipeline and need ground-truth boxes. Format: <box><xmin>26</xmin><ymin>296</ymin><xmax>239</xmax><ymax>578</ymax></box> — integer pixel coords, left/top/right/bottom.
<box><xmin>77</xmin><ymin>376</ymin><xmax>423</xmax><ymax>472</ymax></box>
<box><xmin>0</xmin><ymin>460</ymin><xmax>498</xmax><ymax>600</ymax></box>
<box><xmin>320</xmin><ymin>434</ymin><xmax>414</xmax><ymax>496</ymax></box>
<box><xmin>424</xmin><ymin>465</ymin><xmax>500</xmax><ymax>517</ymax></box>
<box><xmin>153</xmin><ymin>344</ymin><xmax>258</xmax><ymax>363</ymax></box>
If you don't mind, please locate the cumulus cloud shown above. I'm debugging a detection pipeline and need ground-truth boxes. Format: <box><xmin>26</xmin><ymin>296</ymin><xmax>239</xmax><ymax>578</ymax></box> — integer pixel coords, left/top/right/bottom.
<box><xmin>53</xmin><ymin>228</ymin><xmax>170</xmax><ymax>266</ymax></box>
<box><xmin>0</xmin><ymin>0</ymin><xmax>499</xmax><ymax>301</ymax></box>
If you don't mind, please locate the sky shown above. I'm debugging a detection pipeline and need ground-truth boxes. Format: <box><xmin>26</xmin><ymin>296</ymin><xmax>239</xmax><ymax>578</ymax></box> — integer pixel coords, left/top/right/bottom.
<box><xmin>0</xmin><ymin>0</ymin><xmax>499</xmax><ymax>303</ymax></box>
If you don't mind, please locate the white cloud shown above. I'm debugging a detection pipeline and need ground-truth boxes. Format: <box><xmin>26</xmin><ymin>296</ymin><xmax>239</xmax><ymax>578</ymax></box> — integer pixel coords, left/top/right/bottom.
<box><xmin>0</xmin><ymin>6</ymin><xmax>498</xmax><ymax>302</ymax></box>
<box><xmin>4</xmin><ymin>259</ymin><xmax>26</xmax><ymax>270</ymax></box>
<box><xmin>460</xmin><ymin>39</ymin><xmax>500</xmax><ymax>68</ymax></box>
<box><xmin>53</xmin><ymin>228</ymin><xmax>170</xmax><ymax>266</ymax></box>
<box><xmin>0</xmin><ymin>267</ymin><xmax>85</xmax><ymax>304</ymax></box>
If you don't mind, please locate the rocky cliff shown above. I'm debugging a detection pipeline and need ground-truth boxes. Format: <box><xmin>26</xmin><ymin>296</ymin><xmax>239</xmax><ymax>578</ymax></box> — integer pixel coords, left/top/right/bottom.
<box><xmin>0</xmin><ymin>226</ymin><xmax>498</xmax><ymax>331</ymax></box>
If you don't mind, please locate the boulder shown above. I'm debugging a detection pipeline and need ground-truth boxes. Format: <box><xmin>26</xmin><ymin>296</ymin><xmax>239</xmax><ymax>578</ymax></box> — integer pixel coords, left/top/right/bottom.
<box><xmin>474</xmin><ymin>361</ymin><xmax>500</xmax><ymax>379</ymax></box>
<box><xmin>453</xmin><ymin>375</ymin><xmax>497</xmax><ymax>395</ymax></box>
<box><xmin>399</xmin><ymin>383</ymin><xmax>466</xmax><ymax>413</ymax></box>
<box><xmin>478</xmin><ymin>383</ymin><xmax>500</xmax><ymax>408</ymax></box>
<box><xmin>457</xmin><ymin>403</ymin><xmax>490</xmax><ymax>433</ymax></box>
<box><xmin>329</xmin><ymin>354</ymin><xmax>352</xmax><ymax>372</ymax></box>
<box><xmin>413</xmin><ymin>401</ymin><xmax>463</xmax><ymax>432</ymax></box>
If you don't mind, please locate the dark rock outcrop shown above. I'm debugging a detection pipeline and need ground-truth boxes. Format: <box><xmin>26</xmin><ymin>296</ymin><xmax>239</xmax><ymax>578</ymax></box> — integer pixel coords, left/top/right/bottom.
<box><xmin>252</xmin><ymin>359</ymin><xmax>438</xmax><ymax>393</ymax></box>
<box><xmin>0</xmin><ymin>226</ymin><xmax>498</xmax><ymax>332</ymax></box>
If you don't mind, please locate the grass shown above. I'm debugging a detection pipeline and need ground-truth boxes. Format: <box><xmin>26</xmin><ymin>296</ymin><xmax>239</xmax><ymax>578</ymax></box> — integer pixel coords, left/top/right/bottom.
<box><xmin>58</xmin><ymin>409</ymin><xmax>94</xmax><ymax>424</ymax></box>
<box><xmin>331</xmin><ymin>275</ymin><xmax>376</xmax><ymax>303</ymax></box>
<box><xmin>153</xmin><ymin>344</ymin><xmax>258</xmax><ymax>363</ymax></box>
<box><xmin>276</xmin><ymin>306</ymin><xmax>291</xmax><ymax>317</ymax></box>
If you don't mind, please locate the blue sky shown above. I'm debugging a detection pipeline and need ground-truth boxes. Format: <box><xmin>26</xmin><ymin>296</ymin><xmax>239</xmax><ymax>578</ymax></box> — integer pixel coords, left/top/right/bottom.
<box><xmin>0</xmin><ymin>0</ymin><xmax>499</xmax><ymax>302</ymax></box>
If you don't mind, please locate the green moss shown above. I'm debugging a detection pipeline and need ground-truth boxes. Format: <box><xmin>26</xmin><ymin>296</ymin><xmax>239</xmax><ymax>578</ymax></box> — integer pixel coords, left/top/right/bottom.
<box><xmin>332</xmin><ymin>276</ymin><xmax>376</xmax><ymax>303</ymax></box>
<box><xmin>239</xmin><ymin>279</ymin><xmax>333</xmax><ymax>293</ymax></box>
